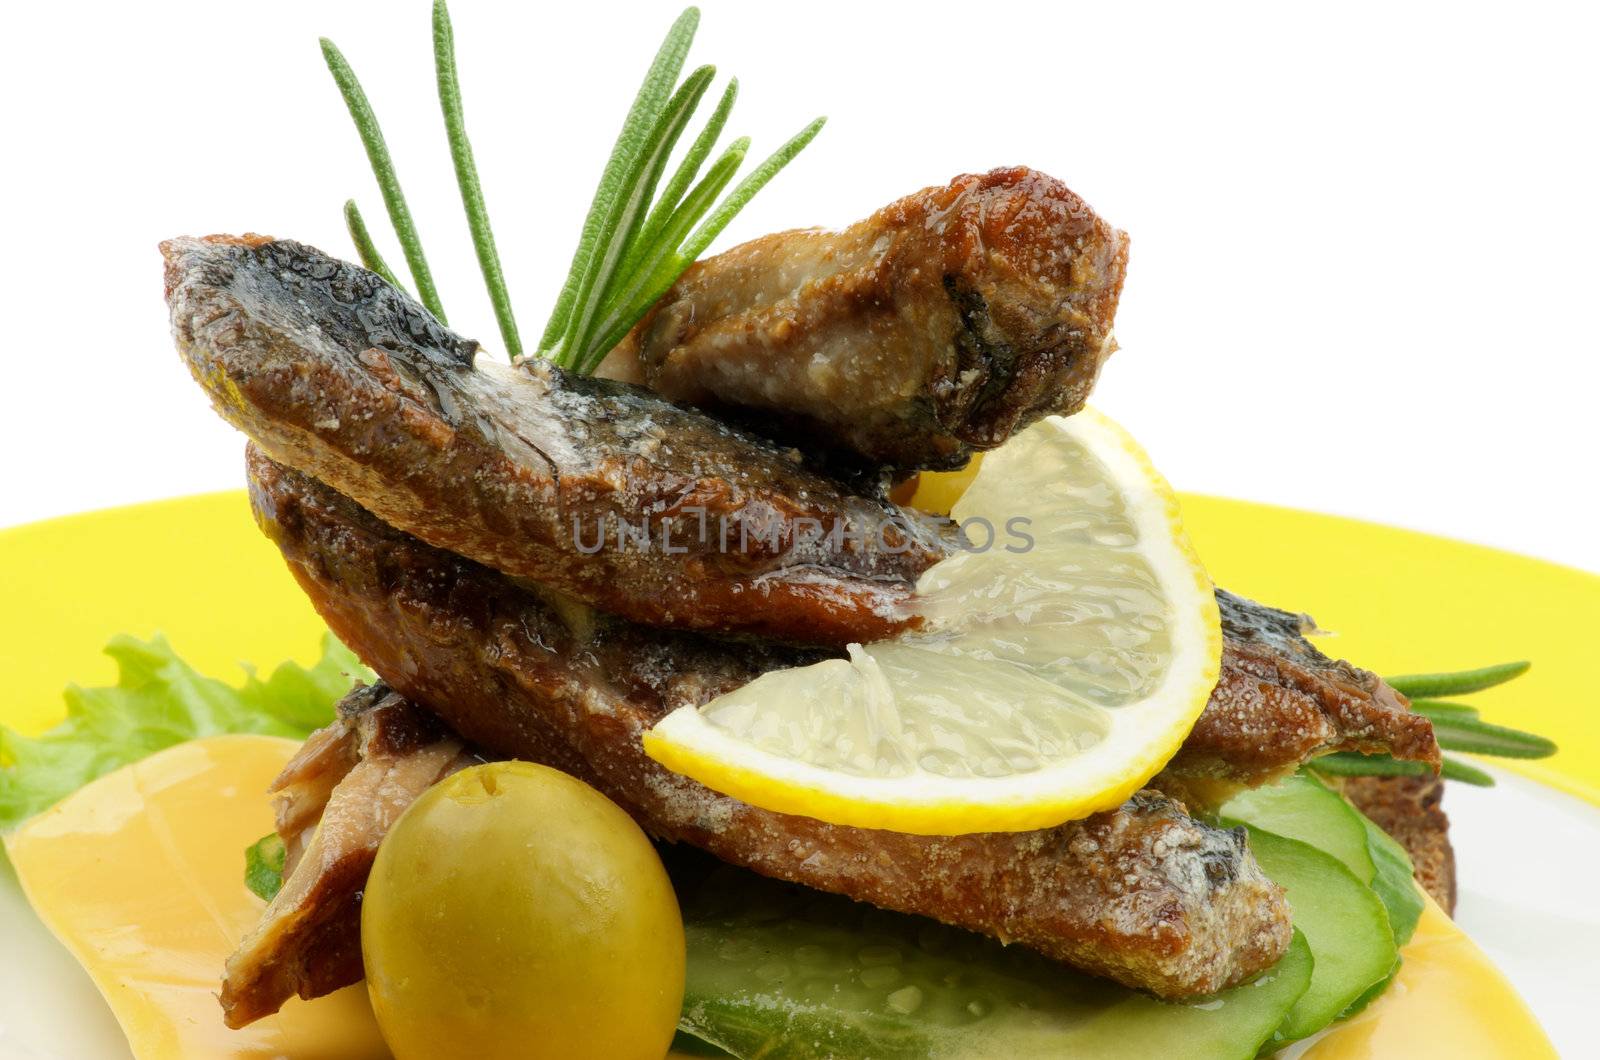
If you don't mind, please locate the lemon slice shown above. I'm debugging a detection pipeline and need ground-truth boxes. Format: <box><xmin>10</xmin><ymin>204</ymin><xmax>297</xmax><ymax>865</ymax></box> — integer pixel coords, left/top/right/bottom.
<box><xmin>643</xmin><ymin>409</ymin><xmax>1221</xmax><ymax>835</ymax></box>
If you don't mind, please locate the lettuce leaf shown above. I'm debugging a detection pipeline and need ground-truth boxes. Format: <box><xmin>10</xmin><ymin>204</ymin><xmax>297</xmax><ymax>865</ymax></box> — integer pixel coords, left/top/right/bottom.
<box><xmin>0</xmin><ymin>633</ymin><xmax>370</xmax><ymax>830</ymax></box>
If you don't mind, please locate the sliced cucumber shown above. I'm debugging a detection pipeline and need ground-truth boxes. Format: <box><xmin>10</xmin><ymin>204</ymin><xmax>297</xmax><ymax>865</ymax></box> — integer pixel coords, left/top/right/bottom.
<box><xmin>1218</xmin><ymin>772</ymin><xmax>1373</xmax><ymax>881</ymax></box>
<box><xmin>1220</xmin><ymin>770</ymin><xmax>1423</xmax><ymax>951</ymax></box>
<box><xmin>1243</xmin><ymin>827</ymin><xmax>1397</xmax><ymax>1044</ymax></box>
<box><xmin>1334</xmin><ymin>813</ymin><xmax>1427</xmax><ymax>1019</ymax></box>
<box><xmin>677</xmin><ymin>866</ymin><xmax>1312</xmax><ymax>1060</ymax></box>
<box><xmin>1360</xmin><ymin>814</ymin><xmax>1423</xmax><ymax>948</ymax></box>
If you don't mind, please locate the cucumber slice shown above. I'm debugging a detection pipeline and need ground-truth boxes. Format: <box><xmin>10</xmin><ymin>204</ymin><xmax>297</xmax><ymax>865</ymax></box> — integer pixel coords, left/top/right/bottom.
<box><xmin>678</xmin><ymin>867</ymin><xmax>1312</xmax><ymax>1060</ymax></box>
<box><xmin>1361</xmin><ymin>815</ymin><xmax>1423</xmax><ymax>948</ymax></box>
<box><xmin>1218</xmin><ymin>772</ymin><xmax>1373</xmax><ymax>881</ymax></box>
<box><xmin>1243</xmin><ymin>827</ymin><xmax>1397</xmax><ymax>1044</ymax></box>
<box><xmin>1219</xmin><ymin>770</ymin><xmax>1423</xmax><ymax>951</ymax></box>
<box><xmin>1335</xmin><ymin>813</ymin><xmax>1426</xmax><ymax>1019</ymax></box>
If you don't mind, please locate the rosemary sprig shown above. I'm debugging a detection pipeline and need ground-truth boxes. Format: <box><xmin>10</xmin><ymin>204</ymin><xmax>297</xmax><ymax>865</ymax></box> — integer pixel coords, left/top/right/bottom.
<box><xmin>320</xmin><ymin>37</ymin><xmax>446</xmax><ymax>322</ymax></box>
<box><xmin>582</xmin><ymin>117</ymin><xmax>825</xmax><ymax>366</ymax></box>
<box><xmin>320</xmin><ymin>5</ymin><xmax>818</xmax><ymax>369</ymax></box>
<box><xmin>537</xmin><ymin>7</ymin><xmax>825</xmax><ymax>374</ymax></box>
<box><xmin>1308</xmin><ymin>660</ymin><xmax>1555</xmax><ymax>787</ymax></box>
<box><xmin>433</xmin><ymin>0</ymin><xmax>520</xmax><ymax>356</ymax></box>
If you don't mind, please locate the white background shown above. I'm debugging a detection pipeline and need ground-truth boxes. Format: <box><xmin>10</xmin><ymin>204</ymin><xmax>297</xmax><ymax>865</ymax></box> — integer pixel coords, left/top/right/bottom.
<box><xmin>0</xmin><ymin>4</ymin><xmax>1596</xmax><ymax>1053</ymax></box>
<box><xmin>2</xmin><ymin>1</ymin><xmax>1597</xmax><ymax>572</ymax></box>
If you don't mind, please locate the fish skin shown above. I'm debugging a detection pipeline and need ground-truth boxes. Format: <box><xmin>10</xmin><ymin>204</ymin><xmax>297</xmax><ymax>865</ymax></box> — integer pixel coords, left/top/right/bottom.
<box><xmin>631</xmin><ymin>166</ymin><xmax>1129</xmax><ymax>472</ymax></box>
<box><xmin>163</xmin><ymin>234</ymin><xmax>950</xmax><ymax>647</ymax></box>
<box><xmin>243</xmin><ymin>451</ymin><xmax>1292</xmax><ymax>1005</ymax></box>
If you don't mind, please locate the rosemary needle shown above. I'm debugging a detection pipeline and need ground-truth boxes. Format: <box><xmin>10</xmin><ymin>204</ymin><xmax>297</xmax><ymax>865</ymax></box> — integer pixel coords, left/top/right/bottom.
<box><xmin>1406</xmin><ymin>698</ymin><xmax>1480</xmax><ymax>719</ymax></box>
<box><xmin>343</xmin><ymin>199</ymin><xmax>405</xmax><ymax>292</ymax></box>
<box><xmin>321</xmin><ymin>36</ymin><xmax>447</xmax><ymax>322</ymax></box>
<box><xmin>1311</xmin><ymin>752</ymin><xmax>1498</xmax><ymax>787</ymax></box>
<box><xmin>433</xmin><ymin>0</ymin><xmax>520</xmax><ymax>356</ymax></box>
<box><xmin>1386</xmin><ymin>660</ymin><xmax>1530</xmax><ymax>698</ymax></box>
<box><xmin>1427</xmin><ymin>713</ymin><xmax>1557</xmax><ymax>759</ymax></box>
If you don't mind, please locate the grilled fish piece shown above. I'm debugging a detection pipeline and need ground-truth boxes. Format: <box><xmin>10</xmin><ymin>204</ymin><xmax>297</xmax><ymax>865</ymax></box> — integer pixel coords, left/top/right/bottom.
<box><xmin>163</xmin><ymin>234</ymin><xmax>950</xmax><ymax>647</ymax></box>
<box><xmin>628</xmin><ymin>167</ymin><xmax>1129</xmax><ymax>471</ymax></box>
<box><xmin>1169</xmin><ymin>590</ymin><xmax>1439</xmax><ymax>795</ymax></box>
<box><xmin>219</xmin><ymin>684</ymin><xmax>478</xmax><ymax>1028</ymax></box>
<box><xmin>246</xmin><ymin>451</ymin><xmax>1291</xmax><ymax>1003</ymax></box>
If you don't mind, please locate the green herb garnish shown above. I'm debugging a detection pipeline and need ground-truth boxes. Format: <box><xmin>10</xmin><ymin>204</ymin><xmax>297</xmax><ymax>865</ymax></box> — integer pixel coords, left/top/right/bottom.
<box><xmin>1311</xmin><ymin>751</ymin><xmax>1500</xmax><ymax>787</ymax></box>
<box><xmin>0</xmin><ymin>633</ymin><xmax>370</xmax><ymax>830</ymax></box>
<box><xmin>320</xmin><ymin>36</ymin><xmax>446</xmax><ymax>321</ymax></box>
<box><xmin>245</xmin><ymin>833</ymin><xmax>288</xmax><ymax>902</ymax></box>
<box><xmin>1386</xmin><ymin>660</ymin><xmax>1530</xmax><ymax>699</ymax></box>
<box><xmin>432</xmin><ymin>0</ymin><xmax>519</xmax><ymax>355</ymax></box>
<box><xmin>1309</xmin><ymin>660</ymin><xmax>1555</xmax><ymax>788</ymax></box>
<box><xmin>320</xmin><ymin>3</ymin><xmax>822</xmax><ymax>371</ymax></box>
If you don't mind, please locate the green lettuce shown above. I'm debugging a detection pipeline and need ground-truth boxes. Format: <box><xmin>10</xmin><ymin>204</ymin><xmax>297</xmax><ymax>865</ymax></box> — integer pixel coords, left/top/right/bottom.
<box><xmin>0</xmin><ymin>633</ymin><xmax>370</xmax><ymax>830</ymax></box>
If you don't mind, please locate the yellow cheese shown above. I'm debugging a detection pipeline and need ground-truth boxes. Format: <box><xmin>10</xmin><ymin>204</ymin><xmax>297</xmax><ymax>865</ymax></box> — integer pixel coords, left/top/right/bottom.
<box><xmin>4</xmin><ymin>735</ymin><xmax>388</xmax><ymax>1060</ymax></box>
<box><xmin>1301</xmin><ymin>896</ymin><xmax>1555</xmax><ymax>1058</ymax></box>
<box><xmin>6</xmin><ymin>733</ymin><xmax>1556</xmax><ymax>1058</ymax></box>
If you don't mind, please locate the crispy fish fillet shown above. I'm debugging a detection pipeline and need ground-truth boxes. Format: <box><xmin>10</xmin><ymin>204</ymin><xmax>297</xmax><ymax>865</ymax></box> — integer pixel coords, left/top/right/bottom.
<box><xmin>163</xmin><ymin>234</ymin><xmax>950</xmax><ymax>647</ymax></box>
<box><xmin>219</xmin><ymin>684</ymin><xmax>478</xmax><ymax>1028</ymax></box>
<box><xmin>630</xmin><ymin>167</ymin><xmax>1129</xmax><ymax>470</ymax></box>
<box><xmin>1169</xmin><ymin>590</ymin><xmax>1439</xmax><ymax>794</ymax></box>
<box><xmin>245</xmin><ymin>451</ymin><xmax>1291</xmax><ymax>1005</ymax></box>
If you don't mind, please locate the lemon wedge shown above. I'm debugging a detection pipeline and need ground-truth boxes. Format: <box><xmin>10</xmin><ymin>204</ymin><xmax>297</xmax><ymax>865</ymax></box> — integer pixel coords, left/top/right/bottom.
<box><xmin>644</xmin><ymin>409</ymin><xmax>1222</xmax><ymax>834</ymax></box>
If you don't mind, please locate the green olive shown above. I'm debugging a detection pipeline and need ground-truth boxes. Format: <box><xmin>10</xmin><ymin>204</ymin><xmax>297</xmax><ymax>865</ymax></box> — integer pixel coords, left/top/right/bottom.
<box><xmin>361</xmin><ymin>761</ymin><xmax>685</xmax><ymax>1060</ymax></box>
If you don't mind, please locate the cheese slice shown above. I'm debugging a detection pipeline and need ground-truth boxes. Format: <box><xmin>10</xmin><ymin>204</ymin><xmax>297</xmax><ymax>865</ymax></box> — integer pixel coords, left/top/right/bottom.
<box><xmin>1298</xmin><ymin>896</ymin><xmax>1555</xmax><ymax>1058</ymax></box>
<box><xmin>4</xmin><ymin>735</ymin><xmax>388</xmax><ymax>1060</ymax></box>
<box><xmin>5</xmin><ymin>735</ymin><xmax>1555</xmax><ymax>1059</ymax></box>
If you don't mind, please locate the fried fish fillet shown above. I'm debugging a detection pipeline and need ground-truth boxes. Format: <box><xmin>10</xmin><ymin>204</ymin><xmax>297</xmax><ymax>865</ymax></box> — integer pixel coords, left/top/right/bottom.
<box><xmin>244</xmin><ymin>451</ymin><xmax>1291</xmax><ymax>1006</ymax></box>
<box><xmin>163</xmin><ymin>234</ymin><xmax>949</xmax><ymax>647</ymax></box>
<box><xmin>221</xmin><ymin>687</ymin><xmax>1281</xmax><ymax>1025</ymax></box>
<box><xmin>629</xmin><ymin>167</ymin><xmax>1129</xmax><ymax>470</ymax></box>
<box><xmin>219</xmin><ymin>684</ymin><xmax>478</xmax><ymax>1028</ymax></box>
<box><xmin>1169</xmin><ymin>591</ymin><xmax>1438</xmax><ymax>795</ymax></box>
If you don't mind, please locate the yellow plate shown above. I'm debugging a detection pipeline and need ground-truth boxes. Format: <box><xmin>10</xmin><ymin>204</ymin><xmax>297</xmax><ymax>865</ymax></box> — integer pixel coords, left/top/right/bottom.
<box><xmin>2</xmin><ymin>491</ymin><xmax>1592</xmax><ymax>1058</ymax></box>
<box><xmin>4</xmin><ymin>490</ymin><xmax>1591</xmax><ymax>796</ymax></box>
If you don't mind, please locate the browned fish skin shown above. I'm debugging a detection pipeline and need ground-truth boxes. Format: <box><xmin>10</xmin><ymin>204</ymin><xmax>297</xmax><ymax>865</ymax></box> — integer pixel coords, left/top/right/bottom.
<box><xmin>1165</xmin><ymin>590</ymin><xmax>1439</xmax><ymax>793</ymax></box>
<box><xmin>219</xmin><ymin>684</ymin><xmax>478</xmax><ymax>1028</ymax></box>
<box><xmin>246</xmin><ymin>451</ymin><xmax>1291</xmax><ymax>1003</ymax></box>
<box><xmin>163</xmin><ymin>234</ymin><xmax>950</xmax><ymax>647</ymax></box>
<box><xmin>632</xmin><ymin>167</ymin><xmax>1129</xmax><ymax>470</ymax></box>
